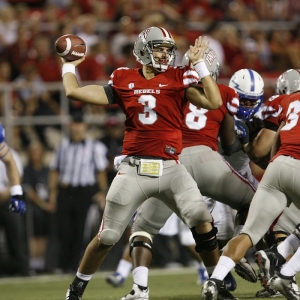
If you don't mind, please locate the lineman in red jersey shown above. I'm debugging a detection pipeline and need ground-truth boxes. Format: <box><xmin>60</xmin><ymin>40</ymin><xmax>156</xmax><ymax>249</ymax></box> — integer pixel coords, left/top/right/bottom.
<box><xmin>237</xmin><ymin>70</ymin><xmax>300</xmax><ymax>297</ymax></box>
<box><xmin>201</xmin><ymin>69</ymin><xmax>300</xmax><ymax>300</ymax></box>
<box><xmin>238</xmin><ymin>71</ymin><xmax>300</xmax><ymax>244</ymax></box>
<box><xmin>122</xmin><ymin>49</ymin><xmax>258</xmax><ymax>300</ymax></box>
<box><xmin>60</xmin><ymin>27</ymin><xmax>222</xmax><ymax>300</ymax></box>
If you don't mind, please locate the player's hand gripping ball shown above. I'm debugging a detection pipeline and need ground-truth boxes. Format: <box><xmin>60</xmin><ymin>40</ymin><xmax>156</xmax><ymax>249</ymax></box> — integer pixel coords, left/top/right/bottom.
<box><xmin>55</xmin><ymin>34</ymin><xmax>86</xmax><ymax>61</ymax></box>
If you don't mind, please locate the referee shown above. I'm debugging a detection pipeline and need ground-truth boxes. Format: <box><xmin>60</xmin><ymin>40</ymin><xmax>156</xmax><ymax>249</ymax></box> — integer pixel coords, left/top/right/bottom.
<box><xmin>48</xmin><ymin>111</ymin><xmax>108</xmax><ymax>273</ymax></box>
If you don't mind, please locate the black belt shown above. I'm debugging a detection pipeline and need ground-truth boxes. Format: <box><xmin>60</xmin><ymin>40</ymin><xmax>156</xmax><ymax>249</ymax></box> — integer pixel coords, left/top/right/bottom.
<box><xmin>123</xmin><ymin>155</ymin><xmax>172</xmax><ymax>161</ymax></box>
<box><xmin>122</xmin><ymin>156</ymin><xmax>176</xmax><ymax>166</ymax></box>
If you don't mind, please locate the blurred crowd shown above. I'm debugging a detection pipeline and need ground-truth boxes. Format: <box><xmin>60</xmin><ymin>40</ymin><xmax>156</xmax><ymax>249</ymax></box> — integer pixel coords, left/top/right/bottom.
<box><xmin>0</xmin><ymin>0</ymin><xmax>300</xmax><ymax>276</ymax></box>
<box><xmin>0</xmin><ymin>0</ymin><xmax>299</xmax><ymax>81</ymax></box>
<box><xmin>1</xmin><ymin>0</ymin><xmax>300</xmax><ymax>151</ymax></box>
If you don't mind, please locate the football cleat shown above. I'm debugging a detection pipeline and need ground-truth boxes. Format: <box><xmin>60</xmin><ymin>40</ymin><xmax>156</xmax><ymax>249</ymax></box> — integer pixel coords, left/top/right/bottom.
<box><xmin>66</xmin><ymin>284</ymin><xmax>82</xmax><ymax>300</ymax></box>
<box><xmin>197</xmin><ymin>267</ymin><xmax>209</xmax><ymax>285</ymax></box>
<box><xmin>120</xmin><ymin>283</ymin><xmax>149</xmax><ymax>300</ymax></box>
<box><xmin>255</xmin><ymin>288</ymin><xmax>282</xmax><ymax>298</ymax></box>
<box><xmin>255</xmin><ymin>248</ymin><xmax>286</xmax><ymax>289</ymax></box>
<box><xmin>255</xmin><ymin>250</ymin><xmax>271</xmax><ymax>289</ymax></box>
<box><xmin>224</xmin><ymin>272</ymin><xmax>237</xmax><ymax>291</ymax></box>
<box><xmin>106</xmin><ymin>272</ymin><xmax>125</xmax><ymax>287</ymax></box>
<box><xmin>234</xmin><ymin>257</ymin><xmax>257</xmax><ymax>283</ymax></box>
<box><xmin>201</xmin><ymin>279</ymin><xmax>221</xmax><ymax>300</ymax></box>
<box><xmin>268</xmin><ymin>274</ymin><xmax>300</xmax><ymax>300</ymax></box>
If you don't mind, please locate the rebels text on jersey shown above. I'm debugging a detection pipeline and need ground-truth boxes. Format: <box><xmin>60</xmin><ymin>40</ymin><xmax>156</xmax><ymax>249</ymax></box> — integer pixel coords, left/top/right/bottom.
<box><xmin>182</xmin><ymin>84</ymin><xmax>239</xmax><ymax>150</ymax></box>
<box><xmin>272</xmin><ymin>93</ymin><xmax>300</xmax><ymax>161</ymax></box>
<box><xmin>108</xmin><ymin>66</ymin><xmax>199</xmax><ymax>159</ymax></box>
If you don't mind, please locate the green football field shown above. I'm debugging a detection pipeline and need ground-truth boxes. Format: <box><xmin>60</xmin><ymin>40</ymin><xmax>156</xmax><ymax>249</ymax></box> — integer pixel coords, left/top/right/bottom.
<box><xmin>0</xmin><ymin>266</ymin><xmax>296</xmax><ymax>300</ymax></box>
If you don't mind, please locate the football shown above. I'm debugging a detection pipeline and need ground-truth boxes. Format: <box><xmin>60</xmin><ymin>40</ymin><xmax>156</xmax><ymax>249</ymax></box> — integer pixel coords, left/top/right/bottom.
<box><xmin>55</xmin><ymin>34</ymin><xmax>86</xmax><ymax>61</ymax></box>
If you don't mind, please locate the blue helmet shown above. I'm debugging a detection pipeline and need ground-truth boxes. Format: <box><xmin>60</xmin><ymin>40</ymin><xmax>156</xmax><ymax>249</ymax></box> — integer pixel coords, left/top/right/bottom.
<box><xmin>229</xmin><ymin>69</ymin><xmax>264</xmax><ymax>120</ymax></box>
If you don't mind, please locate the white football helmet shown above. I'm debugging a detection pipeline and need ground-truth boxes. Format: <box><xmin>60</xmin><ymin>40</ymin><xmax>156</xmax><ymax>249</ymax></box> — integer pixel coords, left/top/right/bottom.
<box><xmin>276</xmin><ymin>69</ymin><xmax>300</xmax><ymax>95</ymax></box>
<box><xmin>133</xmin><ymin>26</ymin><xmax>177</xmax><ymax>72</ymax></box>
<box><xmin>229</xmin><ymin>69</ymin><xmax>264</xmax><ymax>120</ymax></box>
<box><xmin>181</xmin><ymin>47</ymin><xmax>220</xmax><ymax>81</ymax></box>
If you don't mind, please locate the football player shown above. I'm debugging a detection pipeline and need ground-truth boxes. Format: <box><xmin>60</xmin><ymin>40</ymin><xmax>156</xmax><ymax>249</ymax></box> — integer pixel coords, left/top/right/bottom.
<box><xmin>201</xmin><ymin>69</ymin><xmax>300</xmax><ymax>300</ymax></box>
<box><xmin>120</xmin><ymin>56</ymin><xmax>262</xmax><ymax>300</ymax></box>
<box><xmin>236</xmin><ymin>69</ymin><xmax>300</xmax><ymax>297</ymax></box>
<box><xmin>61</xmin><ymin>27</ymin><xmax>223</xmax><ymax>300</ymax></box>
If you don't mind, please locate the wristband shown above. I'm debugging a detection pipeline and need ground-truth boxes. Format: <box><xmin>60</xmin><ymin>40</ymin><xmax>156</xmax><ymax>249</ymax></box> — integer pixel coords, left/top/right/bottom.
<box><xmin>193</xmin><ymin>60</ymin><xmax>210</xmax><ymax>80</ymax></box>
<box><xmin>62</xmin><ymin>64</ymin><xmax>76</xmax><ymax>77</ymax></box>
<box><xmin>10</xmin><ymin>185</ymin><xmax>23</xmax><ymax>196</ymax></box>
<box><xmin>192</xmin><ymin>59</ymin><xmax>203</xmax><ymax>65</ymax></box>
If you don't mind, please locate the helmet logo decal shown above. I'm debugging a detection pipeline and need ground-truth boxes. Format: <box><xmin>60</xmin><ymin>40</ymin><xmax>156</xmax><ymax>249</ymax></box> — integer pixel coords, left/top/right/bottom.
<box><xmin>205</xmin><ymin>49</ymin><xmax>217</xmax><ymax>66</ymax></box>
<box><xmin>140</xmin><ymin>28</ymin><xmax>151</xmax><ymax>44</ymax></box>
<box><xmin>247</xmin><ymin>69</ymin><xmax>255</xmax><ymax>92</ymax></box>
<box><xmin>232</xmin><ymin>77</ymin><xmax>242</xmax><ymax>92</ymax></box>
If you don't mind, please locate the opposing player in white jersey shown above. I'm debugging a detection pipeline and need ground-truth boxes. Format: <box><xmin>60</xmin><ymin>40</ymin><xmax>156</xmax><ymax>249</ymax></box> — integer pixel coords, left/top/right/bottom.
<box><xmin>201</xmin><ymin>68</ymin><xmax>300</xmax><ymax>300</ymax></box>
<box><xmin>120</xmin><ymin>53</ymin><xmax>260</xmax><ymax>300</ymax></box>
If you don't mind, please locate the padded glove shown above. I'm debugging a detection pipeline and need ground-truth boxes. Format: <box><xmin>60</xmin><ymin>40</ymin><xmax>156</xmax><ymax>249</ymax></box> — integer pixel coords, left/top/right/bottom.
<box><xmin>9</xmin><ymin>196</ymin><xmax>26</xmax><ymax>215</ymax></box>
<box><xmin>235</xmin><ymin>120</ymin><xmax>249</xmax><ymax>145</ymax></box>
<box><xmin>8</xmin><ymin>185</ymin><xmax>26</xmax><ymax>215</ymax></box>
<box><xmin>245</xmin><ymin>117</ymin><xmax>264</xmax><ymax>142</ymax></box>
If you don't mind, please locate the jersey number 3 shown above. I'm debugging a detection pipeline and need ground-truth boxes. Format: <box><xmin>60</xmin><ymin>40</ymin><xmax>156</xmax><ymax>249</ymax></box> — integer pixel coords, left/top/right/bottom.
<box><xmin>138</xmin><ymin>95</ymin><xmax>157</xmax><ymax>124</ymax></box>
<box><xmin>282</xmin><ymin>100</ymin><xmax>300</xmax><ymax>131</ymax></box>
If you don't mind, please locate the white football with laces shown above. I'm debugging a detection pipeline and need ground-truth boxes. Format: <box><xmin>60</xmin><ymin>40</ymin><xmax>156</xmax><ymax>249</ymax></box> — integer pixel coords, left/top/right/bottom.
<box><xmin>55</xmin><ymin>34</ymin><xmax>86</xmax><ymax>62</ymax></box>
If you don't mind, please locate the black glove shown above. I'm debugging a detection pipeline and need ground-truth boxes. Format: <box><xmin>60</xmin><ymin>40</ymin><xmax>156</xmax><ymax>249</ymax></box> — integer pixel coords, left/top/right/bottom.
<box><xmin>245</xmin><ymin>117</ymin><xmax>264</xmax><ymax>142</ymax></box>
<box><xmin>235</xmin><ymin>120</ymin><xmax>249</xmax><ymax>145</ymax></box>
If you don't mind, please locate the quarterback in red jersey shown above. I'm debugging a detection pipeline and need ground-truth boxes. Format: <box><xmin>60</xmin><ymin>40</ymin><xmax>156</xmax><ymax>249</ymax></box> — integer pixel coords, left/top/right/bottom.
<box><xmin>60</xmin><ymin>27</ymin><xmax>222</xmax><ymax>300</ymax></box>
<box><xmin>121</xmin><ymin>49</ymin><xmax>260</xmax><ymax>300</ymax></box>
<box><xmin>201</xmin><ymin>69</ymin><xmax>300</xmax><ymax>300</ymax></box>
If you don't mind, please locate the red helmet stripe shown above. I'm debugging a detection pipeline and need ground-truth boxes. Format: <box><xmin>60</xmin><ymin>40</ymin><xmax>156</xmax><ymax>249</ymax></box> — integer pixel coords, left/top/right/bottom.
<box><xmin>158</xmin><ymin>27</ymin><xmax>172</xmax><ymax>38</ymax></box>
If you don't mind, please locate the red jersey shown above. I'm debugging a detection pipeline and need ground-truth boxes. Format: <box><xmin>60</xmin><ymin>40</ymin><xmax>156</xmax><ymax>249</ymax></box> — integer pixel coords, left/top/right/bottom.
<box><xmin>109</xmin><ymin>66</ymin><xmax>199</xmax><ymax>160</ymax></box>
<box><xmin>259</xmin><ymin>94</ymin><xmax>286</xmax><ymax>129</ymax></box>
<box><xmin>272</xmin><ymin>93</ymin><xmax>300</xmax><ymax>161</ymax></box>
<box><xmin>182</xmin><ymin>84</ymin><xmax>239</xmax><ymax>150</ymax></box>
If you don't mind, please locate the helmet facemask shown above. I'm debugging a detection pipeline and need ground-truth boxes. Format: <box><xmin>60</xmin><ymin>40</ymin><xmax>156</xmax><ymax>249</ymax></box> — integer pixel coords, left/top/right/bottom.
<box><xmin>144</xmin><ymin>42</ymin><xmax>176</xmax><ymax>72</ymax></box>
<box><xmin>236</xmin><ymin>95</ymin><xmax>263</xmax><ymax>120</ymax></box>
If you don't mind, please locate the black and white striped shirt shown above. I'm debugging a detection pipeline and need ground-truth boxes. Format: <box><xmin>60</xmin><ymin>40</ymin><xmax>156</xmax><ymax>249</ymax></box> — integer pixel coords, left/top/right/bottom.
<box><xmin>50</xmin><ymin>138</ymin><xmax>108</xmax><ymax>187</ymax></box>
